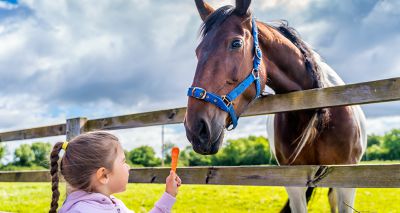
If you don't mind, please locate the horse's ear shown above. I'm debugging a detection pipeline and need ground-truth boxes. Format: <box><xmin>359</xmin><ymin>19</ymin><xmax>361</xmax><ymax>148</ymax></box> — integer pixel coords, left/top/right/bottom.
<box><xmin>195</xmin><ymin>0</ymin><xmax>214</xmax><ymax>21</ymax></box>
<box><xmin>235</xmin><ymin>0</ymin><xmax>251</xmax><ymax>16</ymax></box>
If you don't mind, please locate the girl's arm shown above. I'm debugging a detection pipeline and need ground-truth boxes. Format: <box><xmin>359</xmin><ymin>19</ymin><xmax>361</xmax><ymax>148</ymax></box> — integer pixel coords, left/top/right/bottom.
<box><xmin>149</xmin><ymin>171</ymin><xmax>181</xmax><ymax>213</ymax></box>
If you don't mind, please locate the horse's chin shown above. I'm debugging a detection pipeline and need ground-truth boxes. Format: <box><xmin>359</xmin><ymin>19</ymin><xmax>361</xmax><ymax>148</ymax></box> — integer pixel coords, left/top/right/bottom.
<box><xmin>192</xmin><ymin>138</ymin><xmax>223</xmax><ymax>155</ymax></box>
<box><xmin>189</xmin><ymin>127</ymin><xmax>225</xmax><ymax>155</ymax></box>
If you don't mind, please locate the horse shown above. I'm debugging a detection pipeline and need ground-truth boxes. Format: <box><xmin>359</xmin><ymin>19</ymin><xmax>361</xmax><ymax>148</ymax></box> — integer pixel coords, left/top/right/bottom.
<box><xmin>183</xmin><ymin>0</ymin><xmax>367</xmax><ymax>212</ymax></box>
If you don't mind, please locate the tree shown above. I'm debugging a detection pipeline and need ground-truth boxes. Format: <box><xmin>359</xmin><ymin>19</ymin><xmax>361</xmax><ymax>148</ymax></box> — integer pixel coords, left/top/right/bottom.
<box><xmin>185</xmin><ymin>146</ymin><xmax>212</xmax><ymax>166</ymax></box>
<box><xmin>382</xmin><ymin>129</ymin><xmax>400</xmax><ymax>160</ymax></box>
<box><xmin>367</xmin><ymin>134</ymin><xmax>382</xmax><ymax>148</ymax></box>
<box><xmin>14</xmin><ymin>144</ymin><xmax>35</xmax><ymax>166</ymax></box>
<box><xmin>0</xmin><ymin>144</ymin><xmax>6</xmax><ymax>166</ymax></box>
<box><xmin>128</xmin><ymin>146</ymin><xmax>161</xmax><ymax>167</ymax></box>
<box><xmin>31</xmin><ymin>142</ymin><xmax>52</xmax><ymax>168</ymax></box>
<box><xmin>211</xmin><ymin>136</ymin><xmax>275</xmax><ymax>166</ymax></box>
<box><xmin>366</xmin><ymin>144</ymin><xmax>388</xmax><ymax>160</ymax></box>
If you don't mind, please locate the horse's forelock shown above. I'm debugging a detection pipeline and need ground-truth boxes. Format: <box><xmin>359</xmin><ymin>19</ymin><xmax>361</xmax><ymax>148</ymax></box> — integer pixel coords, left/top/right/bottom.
<box><xmin>199</xmin><ymin>5</ymin><xmax>239</xmax><ymax>39</ymax></box>
<box><xmin>200</xmin><ymin>5</ymin><xmax>235</xmax><ymax>38</ymax></box>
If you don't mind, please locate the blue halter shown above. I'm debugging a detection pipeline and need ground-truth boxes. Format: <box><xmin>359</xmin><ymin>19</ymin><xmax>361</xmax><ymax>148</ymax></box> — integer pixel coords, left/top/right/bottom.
<box><xmin>187</xmin><ymin>18</ymin><xmax>262</xmax><ymax>130</ymax></box>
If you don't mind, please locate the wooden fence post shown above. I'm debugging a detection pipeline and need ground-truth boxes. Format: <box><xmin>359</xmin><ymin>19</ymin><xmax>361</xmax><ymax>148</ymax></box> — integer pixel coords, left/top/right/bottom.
<box><xmin>65</xmin><ymin>117</ymin><xmax>87</xmax><ymax>194</ymax></box>
<box><xmin>66</xmin><ymin>117</ymin><xmax>87</xmax><ymax>141</ymax></box>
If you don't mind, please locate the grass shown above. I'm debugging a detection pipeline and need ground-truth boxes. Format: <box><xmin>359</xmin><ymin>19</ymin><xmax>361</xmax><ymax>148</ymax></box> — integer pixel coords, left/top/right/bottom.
<box><xmin>359</xmin><ymin>160</ymin><xmax>400</xmax><ymax>165</ymax></box>
<box><xmin>0</xmin><ymin>183</ymin><xmax>399</xmax><ymax>213</ymax></box>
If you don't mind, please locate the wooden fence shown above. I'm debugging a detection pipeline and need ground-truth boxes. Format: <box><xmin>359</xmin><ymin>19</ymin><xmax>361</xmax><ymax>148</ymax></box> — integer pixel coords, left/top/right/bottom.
<box><xmin>0</xmin><ymin>77</ymin><xmax>399</xmax><ymax>188</ymax></box>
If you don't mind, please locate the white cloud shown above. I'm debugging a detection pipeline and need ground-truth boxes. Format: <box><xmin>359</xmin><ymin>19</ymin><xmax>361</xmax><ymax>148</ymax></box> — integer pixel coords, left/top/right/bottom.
<box><xmin>259</xmin><ymin>0</ymin><xmax>313</xmax><ymax>12</ymax></box>
<box><xmin>366</xmin><ymin>115</ymin><xmax>400</xmax><ymax>135</ymax></box>
<box><xmin>0</xmin><ymin>94</ymin><xmax>65</xmax><ymax>132</ymax></box>
<box><xmin>362</xmin><ymin>1</ymin><xmax>400</xmax><ymax>26</ymax></box>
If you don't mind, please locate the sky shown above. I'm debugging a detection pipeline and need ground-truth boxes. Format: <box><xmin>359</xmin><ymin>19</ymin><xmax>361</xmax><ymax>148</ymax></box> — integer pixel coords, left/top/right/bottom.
<box><xmin>0</xmin><ymin>0</ymin><xmax>399</xmax><ymax>162</ymax></box>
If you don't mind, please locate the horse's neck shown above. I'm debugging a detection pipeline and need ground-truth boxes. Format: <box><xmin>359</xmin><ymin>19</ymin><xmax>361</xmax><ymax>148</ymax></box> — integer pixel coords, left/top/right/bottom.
<box><xmin>258</xmin><ymin>25</ymin><xmax>316</xmax><ymax>94</ymax></box>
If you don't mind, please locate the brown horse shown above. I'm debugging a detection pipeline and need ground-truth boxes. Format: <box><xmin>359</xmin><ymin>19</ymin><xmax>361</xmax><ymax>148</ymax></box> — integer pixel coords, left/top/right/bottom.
<box><xmin>184</xmin><ymin>0</ymin><xmax>367</xmax><ymax>212</ymax></box>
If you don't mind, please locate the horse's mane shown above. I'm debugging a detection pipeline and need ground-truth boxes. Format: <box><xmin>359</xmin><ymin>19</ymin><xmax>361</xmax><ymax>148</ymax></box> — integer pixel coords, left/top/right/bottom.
<box><xmin>268</xmin><ymin>21</ymin><xmax>324</xmax><ymax>89</ymax></box>
<box><xmin>265</xmin><ymin>21</ymin><xmax>330</xmax><ymax>164</ymax></box>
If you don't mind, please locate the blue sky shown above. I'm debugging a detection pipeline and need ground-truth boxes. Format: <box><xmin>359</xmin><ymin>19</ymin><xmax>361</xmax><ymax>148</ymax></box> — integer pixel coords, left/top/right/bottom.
<box><xmin>0</xmin><ymin>0</ymin><xmax>399</xmax><ymax>160</ymax></box>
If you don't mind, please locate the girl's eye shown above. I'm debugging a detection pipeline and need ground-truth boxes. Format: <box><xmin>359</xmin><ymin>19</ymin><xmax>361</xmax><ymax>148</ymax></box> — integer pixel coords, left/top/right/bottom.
<box><xmin>231</xmin><ymin>39</ymin><xmax>243</xmax><ymax>49</ymax></box>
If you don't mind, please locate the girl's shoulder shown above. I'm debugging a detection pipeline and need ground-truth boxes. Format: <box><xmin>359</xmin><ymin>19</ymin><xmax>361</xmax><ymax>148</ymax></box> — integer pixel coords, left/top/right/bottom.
<box><xmin>61</xmin><ymin>199</ymin><xmax>134</xmax><ymax>213</ymax></box>
<box><xmin>59</xmin><ymin>190</ymin><xmax>133</xmax><ymax>213</ymax></box>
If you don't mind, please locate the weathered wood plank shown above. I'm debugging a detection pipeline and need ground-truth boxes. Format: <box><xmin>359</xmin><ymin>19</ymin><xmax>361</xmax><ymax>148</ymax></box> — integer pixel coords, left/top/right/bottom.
<box><xmin>1</xmin><ymin>77</ymin><xmax>399</xmax><ymax>142</ymax></box>
<box><xmin>244</xmin><ymin>77</ymin><xmax>400</xmax><ymax>116</ymax></box>
<box><xmin>0</xmin><ymin>124</ymin><xmax>66</xmax><ymax>142</ymax></box>
<box><xmin>84</xmin><ymin>77</ymin><xmax>400</xmax><ymax>131</ymax></box>
<box><xmin>84</xmin><ymin>108</ymin><xmax>186</xmax><ymax>131</ymax></box>
<box><xmin>0</xmin><ymin>170</ymin><xmax>51</xmax><ymax>182</ymax></box>
<box><xmin>2</xmin><ymin>165</ymin><xmax>399</xmax><ymax>188</ymax></box>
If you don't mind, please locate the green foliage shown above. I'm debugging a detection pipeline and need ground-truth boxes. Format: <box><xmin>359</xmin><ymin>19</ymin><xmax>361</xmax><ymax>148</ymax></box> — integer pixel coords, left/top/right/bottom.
<box><xmin>11</xmin><ymin>142</ymin><xmax>51</xmax><ymax>168</ymax></box>
<box><xmin>31</xmin><ymin>142</ymin><xmax>52</xmax><ymax>168</ymax></box>
<box><xmin>186</xmin><ymin>146</ymin><xmax>212</xmax><ymax>166</ymax></box>
<box><xmin>367</xmin><ymin>134</ymin><xmax>382</xmax><ymax>148</ymax></box>
<box><xmin>0</xmin><ymin>144</ymin><xmax>6</xmax><ymax>166</ymax></box>
<box><xmin>0</xmin><ymin>164</ymin><xmax>47</xmax><ymax>171</ymax></box>
<box><xmin>126</xmin><ymin>136</ymin><xmax>276</xmax><ymax>167</ymax></box>
<box><xmin>128</xmin><ymin>146</ymin><xmax>161</xmax><ymax>167</ymax></box>
<box><xmin>364</xmin><ymin>129</ymin><xmax>400</xmax><ymax>161</ymax></box>
<box><xmin>211</xmin><ymin>136</ymin><xmax>276</xmax><ymax>166</ymax></box>
<box><xmin>14</xmin><ymin>144</ymin><xmax>35</xmax><ymax>166</ymax></box>
<box><xmin>366</xmin><ymin>145</ymin><xmax>388</xmax><ymax>161</ymax></box>
<box><xmin>382</xmin><ymin>129</ymin><xmax>400</xmax><ymax>160</ymax></box>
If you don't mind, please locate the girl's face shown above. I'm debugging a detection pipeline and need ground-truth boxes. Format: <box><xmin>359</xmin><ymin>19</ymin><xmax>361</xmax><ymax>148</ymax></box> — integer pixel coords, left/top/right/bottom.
<box><xmin>108</xmin><ymin>146</ymin><xmax>130</xmax><ymax>194</ymax></box>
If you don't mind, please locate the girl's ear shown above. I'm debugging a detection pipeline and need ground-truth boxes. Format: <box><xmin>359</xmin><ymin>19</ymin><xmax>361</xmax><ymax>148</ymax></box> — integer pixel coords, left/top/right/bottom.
<box><xmin>96</xmin><ymin>167</ymin><xmax>109</xmax><ymax>184</ymax></box>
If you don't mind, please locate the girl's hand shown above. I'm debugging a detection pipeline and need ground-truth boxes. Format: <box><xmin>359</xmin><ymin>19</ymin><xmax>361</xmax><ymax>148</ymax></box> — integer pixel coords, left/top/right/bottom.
<box><xmin>165</xmin><ymin>170</ymin><xmax>182</xmax><ymax>197</ymax></box>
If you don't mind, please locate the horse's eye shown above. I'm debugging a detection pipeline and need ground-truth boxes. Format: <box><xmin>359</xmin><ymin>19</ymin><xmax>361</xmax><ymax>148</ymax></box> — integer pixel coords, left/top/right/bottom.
<box><xmin>231</xmin><ymin>39</ymin><xmax>243</xmax><ymax>49</ymax></box>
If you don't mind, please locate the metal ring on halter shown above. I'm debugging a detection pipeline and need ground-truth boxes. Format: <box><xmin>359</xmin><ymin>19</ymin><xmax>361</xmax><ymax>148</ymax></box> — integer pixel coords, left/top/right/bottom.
<box><xmin>221</xmin><ymin>95</ymin><xmax>232</xmax><ymax>107</ymax></box>
<box><xmin>226</xmin><ymin>122</ymin><xmax>235</xmax><ymax>131</ymax></box>
<box><xmin>252</xmin><ymin>69</ymin><xmax>260</xmax><ymax>79</ymax></box>
<box><xmin>192</xmin><ymin>87</ymin><xmax>207</xmax><ymax>99</ymax></box>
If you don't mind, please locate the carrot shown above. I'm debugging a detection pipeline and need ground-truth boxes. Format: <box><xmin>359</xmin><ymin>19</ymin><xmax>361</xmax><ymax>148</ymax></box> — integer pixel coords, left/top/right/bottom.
<box><xmin>170</xmin><ymin>147</ymin><xmax>180</xmax><ymax>173</ymax></box>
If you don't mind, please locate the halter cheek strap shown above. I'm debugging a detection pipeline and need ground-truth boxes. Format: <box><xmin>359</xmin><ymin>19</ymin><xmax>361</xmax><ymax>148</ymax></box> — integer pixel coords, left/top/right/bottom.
<box><xmin>187</xmin><ymin>18</ymin><xmax>263</xmax><ymax>130</ymax></box>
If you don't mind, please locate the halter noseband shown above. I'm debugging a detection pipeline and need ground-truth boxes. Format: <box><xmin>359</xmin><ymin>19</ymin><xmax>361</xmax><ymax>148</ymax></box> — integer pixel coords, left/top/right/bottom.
<box><xmin>187</xmin><ymin>18</ymin><xmax>262</xmax><ymax>130</ymax></box>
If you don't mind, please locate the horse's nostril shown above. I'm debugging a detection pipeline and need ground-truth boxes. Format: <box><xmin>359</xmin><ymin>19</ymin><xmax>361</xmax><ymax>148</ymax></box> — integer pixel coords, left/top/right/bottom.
<box><xmin>198</xmin><ymin>119</ymin><xmax>209</xmax><ymax>142</ymax></box>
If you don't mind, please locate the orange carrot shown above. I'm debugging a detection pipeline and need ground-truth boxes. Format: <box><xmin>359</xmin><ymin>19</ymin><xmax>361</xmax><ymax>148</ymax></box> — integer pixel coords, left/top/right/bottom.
<box><xmin>171</xmin><ymin>147</ymin><xmax>180</xmax><ymax>173</ymax></box>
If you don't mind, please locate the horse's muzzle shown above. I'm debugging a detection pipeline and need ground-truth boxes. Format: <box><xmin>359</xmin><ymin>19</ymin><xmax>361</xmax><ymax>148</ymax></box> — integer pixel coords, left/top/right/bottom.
<box><xmin>184</xmin><ymin>118</ymin><xmax>224</xmax><ymax>155</ymax></box>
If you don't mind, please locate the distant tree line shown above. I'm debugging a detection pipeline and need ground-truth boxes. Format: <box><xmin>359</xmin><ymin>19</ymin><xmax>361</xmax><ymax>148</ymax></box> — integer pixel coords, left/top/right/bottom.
<box><xmin>363</xmin><ymin>129</ymin><xmax>400</xmax><ymax>161</ymax></box>
<box><xmin>0</xmin><ymin>129</ymin><xmax>399</xmax><ymax>170</ymax></box>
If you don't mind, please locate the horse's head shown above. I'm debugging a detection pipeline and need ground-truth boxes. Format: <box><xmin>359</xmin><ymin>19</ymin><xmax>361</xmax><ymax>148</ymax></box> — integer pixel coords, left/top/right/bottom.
<box><xmin>184</xmin><ymin>0</ymin><xmax>267</xmax><ymax>155</ymax></box>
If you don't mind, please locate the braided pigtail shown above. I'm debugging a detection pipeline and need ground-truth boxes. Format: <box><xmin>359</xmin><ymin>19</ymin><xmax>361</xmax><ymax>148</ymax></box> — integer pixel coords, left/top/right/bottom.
<box><xmin>49</xmin><ymin>142</ymin><xmax>63</xmax><ymax>213</ymax></box>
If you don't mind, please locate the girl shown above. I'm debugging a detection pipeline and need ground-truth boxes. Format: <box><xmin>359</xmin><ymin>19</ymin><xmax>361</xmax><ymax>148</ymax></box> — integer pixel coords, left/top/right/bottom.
<box><xmin>49</xmin><ymin>131</ymin><xmax>181</xmax><ymax>213</ymax></box>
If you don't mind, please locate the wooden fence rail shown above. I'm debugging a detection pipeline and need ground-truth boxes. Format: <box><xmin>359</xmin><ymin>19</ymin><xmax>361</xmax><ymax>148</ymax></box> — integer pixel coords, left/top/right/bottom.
<box><xmin>0</xmin><ymin>77</ymin><xmax>399</xmax><ymax>142</ymax></box>
<box><xmin>1</xmin><ymin>164</ymin><xmax>399</xmax><ymax>188</ymax></box>
<box><xmin>0</xmin><ymin>77</ymin><xmax>399</xmax><ymax>186</ymax></box>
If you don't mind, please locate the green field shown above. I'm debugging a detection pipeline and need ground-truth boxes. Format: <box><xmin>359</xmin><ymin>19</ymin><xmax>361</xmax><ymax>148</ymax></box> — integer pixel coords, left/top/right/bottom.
<box><xmin>0</xmin><ymin>182</ymin><xmax>399</xmax><ymax>212</ymax></box>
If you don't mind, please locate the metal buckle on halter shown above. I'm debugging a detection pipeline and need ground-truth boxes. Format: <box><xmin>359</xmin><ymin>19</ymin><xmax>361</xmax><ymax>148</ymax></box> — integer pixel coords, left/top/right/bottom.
<box><xmin>252</xmin><ymin>69</ymin><xmax>260</xmax><ymax>79</ymax></box>
<box><xmin>221</xmin><ymin>95</ymin><xmax>232</xmax><ymax>107</ymax></box>
<box><xmin>192</xmin><ymin>87</ymin><xmax>207</xmax><ymax>99</ymax></box>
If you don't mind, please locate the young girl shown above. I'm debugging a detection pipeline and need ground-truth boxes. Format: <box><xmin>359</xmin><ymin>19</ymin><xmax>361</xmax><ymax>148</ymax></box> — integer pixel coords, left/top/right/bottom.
<box><xmin>49</xmin><ymin>131</ymin><xmax>181</xmax><ymax>213</ymax></box>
